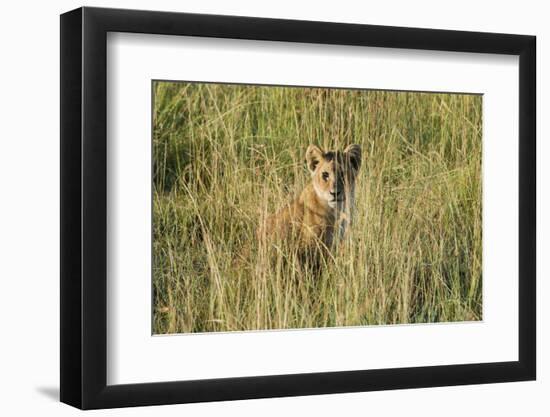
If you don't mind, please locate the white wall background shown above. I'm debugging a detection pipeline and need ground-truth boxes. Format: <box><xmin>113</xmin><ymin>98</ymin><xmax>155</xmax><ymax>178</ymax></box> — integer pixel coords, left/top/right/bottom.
<box><xmin>0</xmin><ymin>0</ymin><xmax>546</xmax><ymax>415</ymax></box>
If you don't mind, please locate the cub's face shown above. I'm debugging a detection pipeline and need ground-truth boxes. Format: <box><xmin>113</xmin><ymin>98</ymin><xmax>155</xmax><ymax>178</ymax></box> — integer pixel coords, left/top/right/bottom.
<box><xmin>306</xmin><ymin>144</ymin><xmax>362</xmax><ymax>208</ymax></box>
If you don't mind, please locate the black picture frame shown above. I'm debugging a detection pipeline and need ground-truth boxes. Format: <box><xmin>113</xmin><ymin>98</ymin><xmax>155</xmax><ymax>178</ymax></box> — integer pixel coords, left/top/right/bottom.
<box><xmin>60</xmin><ymin>6</ymin><xmax>536</xmax><ymax>410</ymax></box>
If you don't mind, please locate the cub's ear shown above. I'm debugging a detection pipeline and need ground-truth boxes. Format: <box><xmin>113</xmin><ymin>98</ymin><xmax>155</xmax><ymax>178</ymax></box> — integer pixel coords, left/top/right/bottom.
<box><xmin>306</xmin><ymin>145</ymin><xmax>323</xmax><ymax>173</ymax></box>
<box><xmin>344</xmin><ymin>144</ymin><xmax>362</xmax><ymax>172</ymax></box>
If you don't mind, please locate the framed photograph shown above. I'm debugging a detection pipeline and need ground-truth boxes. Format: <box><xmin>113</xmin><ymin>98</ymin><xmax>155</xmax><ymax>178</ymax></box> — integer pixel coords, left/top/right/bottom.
<box><xmin>60</xmin><ymin>6</ymin><xmax>536</xmax><ymax>409</ymax></box>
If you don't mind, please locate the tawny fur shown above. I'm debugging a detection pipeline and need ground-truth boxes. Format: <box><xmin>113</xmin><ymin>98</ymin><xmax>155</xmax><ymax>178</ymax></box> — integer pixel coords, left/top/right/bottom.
<box><xmin>258</xmin><ymin>144</ymin><xmax>362</xmax><ymax>268</ymax></box>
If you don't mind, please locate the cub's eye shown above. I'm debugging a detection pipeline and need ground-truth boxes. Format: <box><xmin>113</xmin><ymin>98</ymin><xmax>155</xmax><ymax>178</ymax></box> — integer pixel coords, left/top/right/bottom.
<box><xmin>322</xmin><ymin>172</ymin><xmax>329</xmax><ymax>181</ymax></box>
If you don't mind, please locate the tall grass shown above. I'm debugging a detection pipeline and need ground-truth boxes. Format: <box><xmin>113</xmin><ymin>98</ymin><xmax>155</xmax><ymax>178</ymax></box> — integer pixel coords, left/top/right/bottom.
<box><xmin>152</xmin><ymin>81</ymin><xmax>482</xmax><ymax>334</ymax></box>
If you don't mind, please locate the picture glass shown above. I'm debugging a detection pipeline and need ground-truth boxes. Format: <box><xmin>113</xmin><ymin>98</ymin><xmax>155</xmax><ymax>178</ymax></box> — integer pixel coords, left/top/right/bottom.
<box><xmin>152</xmin><ymin>80</ymin><xmax>482</xmax><ymax>334</ymax></box>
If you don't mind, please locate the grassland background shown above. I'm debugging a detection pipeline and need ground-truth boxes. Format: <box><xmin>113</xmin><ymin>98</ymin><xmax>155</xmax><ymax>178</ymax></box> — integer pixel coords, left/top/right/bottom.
<box><xmin>152</xmin><ymin>81</ymin><xmax>482</xmax><ymax>334</ymax></box>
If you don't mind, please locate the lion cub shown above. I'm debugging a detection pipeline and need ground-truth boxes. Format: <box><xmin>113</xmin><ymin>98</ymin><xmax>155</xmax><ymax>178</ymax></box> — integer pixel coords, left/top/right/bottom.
<box><xmin>258</xmin><ymin>144</ymin><xmax>362</xmax><ymax>268</ymax></box>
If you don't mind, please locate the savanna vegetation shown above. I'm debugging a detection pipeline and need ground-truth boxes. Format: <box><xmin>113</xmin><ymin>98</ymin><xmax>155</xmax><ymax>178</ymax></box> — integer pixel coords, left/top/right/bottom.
<box><xmin>152</xmin><ymin>81</ymin><xmax>482</xmax><ymax>334</ymax></box>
